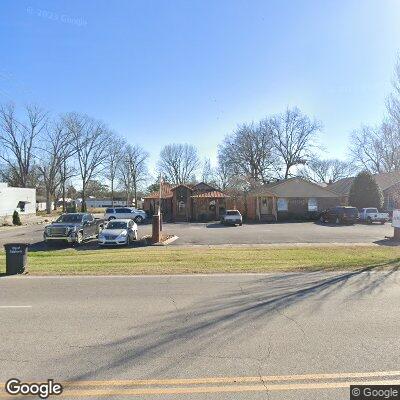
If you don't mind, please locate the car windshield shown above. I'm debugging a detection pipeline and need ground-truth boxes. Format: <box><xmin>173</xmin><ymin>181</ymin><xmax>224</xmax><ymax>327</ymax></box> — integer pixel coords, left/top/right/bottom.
<box><xmin>226</xmin><ymin>211</ymin><xmax>240</xmax><ymax>216</ymax></box>
<box><xmin>106</xmin><ymin>221</ymin><xmax>128</xmax><ymax>229</ymax></box>
<box><xmin>344</xmin><ymin>208</ymin><xmax>358</xmax><ymax>216</ymax></box>
<box><xmin>55</xmin><ymin>214</ymin><xmax>83</xmax><ymax>223</ymax></box>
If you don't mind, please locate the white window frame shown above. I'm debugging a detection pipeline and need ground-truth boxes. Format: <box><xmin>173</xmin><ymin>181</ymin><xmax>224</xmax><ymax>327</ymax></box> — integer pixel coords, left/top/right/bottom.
<box><xmin>277</xmin><ymin>198</ymin><xmax>288</xmax><ymax>211</ymax></box>
<box><xmin>308</xmin><ymin>198</ymin><xmax>318</xmax><ymax>212</ymax></box>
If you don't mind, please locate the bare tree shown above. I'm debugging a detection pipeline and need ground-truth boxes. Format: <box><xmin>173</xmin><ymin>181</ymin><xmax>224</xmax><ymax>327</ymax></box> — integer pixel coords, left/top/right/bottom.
<box><xmin>0</xmin><ymin>103</ymin><xmax>47</xmax><ymax>187</ymax></box>
<box><xmin>201</xmin><ymin>158</ymin><xmax>215</xmax><ymax>184</ymax></box>
<box><xmin>36</xmin><ymin>119</ymin><xmax>73</xmax><ymax>213</ymax></box>
<box><xmin>387</xmin><ymin>55</ymin><xmax>400</xmax><ymax>125</ymax></box>
<box><xmin>214</xmin><ymin>156</ymin><xmax>233</xmax><ymax>190</ymax></box>
<box><xmin>158</xmin><ymin>143</ymin><xmax>199</xmax><ymax>184</ymax></box>
<box><xmin>64</xmin><ymin>113</ymin><xmax>109</xmax><ymax>211</ymax></box>
<box><xmin>58</xmin><ymin>158</ymin><xmax>76</xmax><ymax>212</ymax></box>
<box><xmin>350</xmin><ymin>122</ymin><xmax>400</xmax><ymax>173</ymax></box>
<box><xmin>299</xmin><ymin>157</ymin><xmax>353</xmax><ymax>184</ymax></box>
<box><xmin>103</xmin><ymin>134</ymin><xmax>125</xmax><ymax>207</ymax></box>
<box><xmin>119</xmin><ymin>144</ymin><xmax>149</xmax><ymax>207</ymax></box>
<box><xmin>218</xmin><ymin>122</ymin><xmax>275</xmax><ymax>184</ymax></box>
<box><xmin>268</xmin><ymin>107</ymin><xmax>322</xmax><ymax>179</ymax></box>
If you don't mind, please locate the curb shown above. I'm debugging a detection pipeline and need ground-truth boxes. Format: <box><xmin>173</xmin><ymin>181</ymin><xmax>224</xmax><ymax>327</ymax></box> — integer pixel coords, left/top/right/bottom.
<box><xmin>152</xmin><ymin>235</ymin><xmax>179</xmax><ymax>246</ymax></box>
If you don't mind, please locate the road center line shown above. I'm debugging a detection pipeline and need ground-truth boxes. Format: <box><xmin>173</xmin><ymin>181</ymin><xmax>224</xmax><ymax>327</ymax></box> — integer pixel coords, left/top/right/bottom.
<box><xmin>0</xmin><ymin>305</ymin><xmax>32</xmax><ymax>309</ymax></box>
<box><xmin>1</xmin><ymin>379</ymin><xmax>399</xmax><ymax>398</ymax></box>
<box><xmin>60</xmin><ymin>370</ymin><xmax>400</xmax><ymax>387</ymax></box>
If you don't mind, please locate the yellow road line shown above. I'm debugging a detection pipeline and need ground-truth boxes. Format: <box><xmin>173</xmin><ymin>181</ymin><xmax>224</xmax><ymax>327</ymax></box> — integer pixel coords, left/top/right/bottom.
<box><xmin>58</xmin><ymin>370</ymin><xmax>400</xmax><ymax>387</ymax></box>
<box><xmin>2</xmin><ymin>379</ymin><xmax>400</xmax><ymax>397</ymax></box>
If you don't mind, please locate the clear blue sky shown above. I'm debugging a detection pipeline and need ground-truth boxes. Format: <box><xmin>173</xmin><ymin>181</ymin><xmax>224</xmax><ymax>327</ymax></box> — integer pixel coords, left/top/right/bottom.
<box><xmin>1</xmin><ymin>0</ymin><xmax>400</xmax><ymax>174</ymax></box>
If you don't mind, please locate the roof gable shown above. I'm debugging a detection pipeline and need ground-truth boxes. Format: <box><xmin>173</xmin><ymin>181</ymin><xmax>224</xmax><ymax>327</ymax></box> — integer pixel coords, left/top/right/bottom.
<box><xmin>258</xmin><ymin>177</ymin><xmax>339</xmax><ymax>198</ymax></box>
<box><xmin>192</xmin><ymin>182</ymin><xmax>216</xmax><ymax>192</ymax></box>
<box><xmin>328</xmin><ymin>171</ymin><xmax>400</xmax><ymax>195</ymax></box>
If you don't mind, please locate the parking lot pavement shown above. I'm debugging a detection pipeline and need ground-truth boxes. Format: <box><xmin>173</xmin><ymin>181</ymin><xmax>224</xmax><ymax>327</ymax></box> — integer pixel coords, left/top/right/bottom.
<box><xmin>145</xmin><ymin>221</ymin><xmax>393</xmax><ymax>246</ymax></box>
<box><xmin>0</xmin><ymin>221</ymin><xmax>394</xmax><ymax>249</ymax></box>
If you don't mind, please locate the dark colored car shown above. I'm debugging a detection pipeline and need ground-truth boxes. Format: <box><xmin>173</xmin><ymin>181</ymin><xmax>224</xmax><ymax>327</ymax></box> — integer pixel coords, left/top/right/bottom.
<box><xmin>44</xmin><ymin>213</ymin><xmax>104</xmax><ymax>245</ymax></box>
<box><xmin>319</xmin><ymin>206</ymin><xmax>359</xmax><ymax>225</ymax></box>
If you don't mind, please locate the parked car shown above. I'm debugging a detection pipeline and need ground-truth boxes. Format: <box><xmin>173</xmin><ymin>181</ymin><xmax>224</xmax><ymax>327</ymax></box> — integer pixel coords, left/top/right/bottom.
<box><xmin>319</xmin><ymin>206</ymin><xmax>358</xmax><ymax>225</ymax></box>
<box><xmin>44</xmin><ymin>213</ymin><xmax>104</xmax><ymax>245</ymax></box>
<box><xmin>98</xmin><ymin>219</ymin><xmax>138</xmax><ymax>246</ymax></box>
<box><xmin>104</xmin><ymin>207</ymin><xmax>147</xmax><ymax>223</ymax></box>
<box><xmin>220</xmin><ymin>210</ymin><xmax>243</xmax><ymax>226</ymax></box>
<box><xmin>358</xmin><ymin>208</ymin><xmax>389</xmax><ymax>224</ymax></box>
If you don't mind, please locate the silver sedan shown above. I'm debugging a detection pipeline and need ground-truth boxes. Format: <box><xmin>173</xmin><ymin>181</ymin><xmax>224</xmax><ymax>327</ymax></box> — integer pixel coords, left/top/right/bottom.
<box><xmin>98</xmin><ymin>219</ymin><xmax>138</xmax><ymax>246</ymax></box>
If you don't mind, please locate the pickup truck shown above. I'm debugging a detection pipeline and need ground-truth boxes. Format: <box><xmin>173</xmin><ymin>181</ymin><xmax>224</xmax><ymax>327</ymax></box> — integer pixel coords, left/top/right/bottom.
<box><xmin>358</xmin><ymin>208</ymin><xmax>389</xmax><ymax>224</ymax></box>
<box><xmin>220</xmin><ymin>210</ymin><xmax>243</xmax><ymax>226</ymax></box>
<box><xmin>44</xmin><ymin>213</ymin><xmax>104</xmax><ymax>245</ymax></box>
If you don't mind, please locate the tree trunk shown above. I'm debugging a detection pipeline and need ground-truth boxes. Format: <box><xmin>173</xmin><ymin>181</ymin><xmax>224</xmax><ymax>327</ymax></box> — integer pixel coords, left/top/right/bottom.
<box><xmin>45</xmin><ymin>192</ymin><xmax>52</xmax><ymax>215</ymax></box>
<box><xmin>284</xmin><ymin>165</ymin><xmax>290</xmax><ymax>179</ymax></box>
<box><xmin>111</xmin><ymin>179</ymin><xmax>114</xmax><ymax>207</ymax></box>
<box><xmin>62</xmin><ymin>181</ymin><xmax>66</xmax><ymax>212</ymax></box>
<box><xmin>134</xmin><ymin>180</ymin><xmax>137</xmax><ymax>209</ymax></box>
<box><xmin>81</xmin><ymin>186</ymin><xmax>86</xmax><ymax>212</ymax></box>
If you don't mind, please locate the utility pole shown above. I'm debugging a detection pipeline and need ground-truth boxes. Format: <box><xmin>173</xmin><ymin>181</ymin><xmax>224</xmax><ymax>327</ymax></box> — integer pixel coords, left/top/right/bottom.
<box><xmin>158</xmin><ymin>173</ymin><xmax>162</xmax><ymax>216</ymax></box>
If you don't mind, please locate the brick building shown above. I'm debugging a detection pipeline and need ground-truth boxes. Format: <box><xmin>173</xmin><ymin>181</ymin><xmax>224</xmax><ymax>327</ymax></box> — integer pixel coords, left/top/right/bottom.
<box><xmin>143</xmin><ymin>182</ymin><xmax>230</xmax><ymax>222</ymax></box>
<box><xmin>240</xmin><ymin>177</ymin><xmax>340</xmax><ymax>222</ymax></box>
<box><xmin>328</xmin><ymin>171</ymin><xmax>400</xmax><ymax>211</ymax></box>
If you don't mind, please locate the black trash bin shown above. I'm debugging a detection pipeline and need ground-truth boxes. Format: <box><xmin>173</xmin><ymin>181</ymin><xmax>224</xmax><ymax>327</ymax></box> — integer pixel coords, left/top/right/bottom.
<box><xmin>4</xmin><ymin>243</ymin><xmax>29</xmax><ymax>275</ymax></box>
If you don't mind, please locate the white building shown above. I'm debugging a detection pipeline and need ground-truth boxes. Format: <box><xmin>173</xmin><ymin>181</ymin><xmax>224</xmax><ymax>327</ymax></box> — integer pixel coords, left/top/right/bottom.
<box><xmin>74</xmin><ymin>198</ymin><xmax>129</xmax><ymax>209</ymax></box>
<box><xmin>0</xmin><ymin>182</ymin><xmax>36</xmax><ymax>216</ymax></box>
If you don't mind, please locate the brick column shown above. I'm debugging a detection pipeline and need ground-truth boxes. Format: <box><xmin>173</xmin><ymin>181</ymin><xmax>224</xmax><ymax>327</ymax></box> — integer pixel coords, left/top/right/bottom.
<box><xmin>152</xmin><ymin>215</ymin><xmax>161</xmax><ymax>243</ymax></box>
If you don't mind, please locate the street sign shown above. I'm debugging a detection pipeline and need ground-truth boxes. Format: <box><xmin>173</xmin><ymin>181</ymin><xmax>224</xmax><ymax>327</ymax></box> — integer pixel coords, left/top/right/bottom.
<box><xmin>392</xmin><ymin>209</ymin><xmax>400</xmax><ymax>228</ymax></box>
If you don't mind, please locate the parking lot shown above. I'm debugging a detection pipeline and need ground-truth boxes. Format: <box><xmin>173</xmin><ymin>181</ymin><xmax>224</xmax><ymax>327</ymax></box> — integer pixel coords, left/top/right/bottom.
<box><xmin>150</xmin><ymin>221</ymin><xmax>393</xmax><ymax>245</ymax></box>
<box><xmin>0</xmin><ymin>220</ymin><xmax>393</xmax><ymax>248</ymax></box>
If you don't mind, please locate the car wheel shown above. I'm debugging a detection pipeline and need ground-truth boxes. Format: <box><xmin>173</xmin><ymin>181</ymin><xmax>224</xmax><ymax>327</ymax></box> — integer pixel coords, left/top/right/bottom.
<box><xmin>319</xmin><ymin>216</ymin><xmax>325</xmax><ymax>223</ymax></box>
<box><xmin>108</xmin><ymin>216</ymin><xmax>116</xmax><ymax>221</ymax></box>
<box><xmin>239</xmin><ymin>223</ymin><xmax>243</xmax><ymax>226</ymax></box>
<box><xmin>135</xmin><ymin>216</ymin><xmax>143</xmax><ymax>224</ymax></box>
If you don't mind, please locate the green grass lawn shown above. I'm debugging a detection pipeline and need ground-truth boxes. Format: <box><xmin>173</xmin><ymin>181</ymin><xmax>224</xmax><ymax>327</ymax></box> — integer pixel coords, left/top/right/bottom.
<box><xmin>1</xmin><ymin>245</ymin><xmax>399</xmax><ymax>275</ymax></box>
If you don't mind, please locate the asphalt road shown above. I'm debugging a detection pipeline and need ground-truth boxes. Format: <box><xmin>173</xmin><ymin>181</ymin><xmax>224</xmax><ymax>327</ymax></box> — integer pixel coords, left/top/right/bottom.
<box><xmin>1</xmin><ymin>271</ymin><xmax>400</xmax><ymax>399</ymax></box>
<box><xmin>0</xmin><ymin>221</ymin><xmax>393</xmax><ymax>248</ymax></box>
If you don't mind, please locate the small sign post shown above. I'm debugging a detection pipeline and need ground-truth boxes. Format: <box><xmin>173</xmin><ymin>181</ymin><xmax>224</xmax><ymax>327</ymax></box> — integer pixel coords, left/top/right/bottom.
<box><xmin>392</xmin><ymin>209</ymin><xmax>400</xmax><ymax>240</ymax></box>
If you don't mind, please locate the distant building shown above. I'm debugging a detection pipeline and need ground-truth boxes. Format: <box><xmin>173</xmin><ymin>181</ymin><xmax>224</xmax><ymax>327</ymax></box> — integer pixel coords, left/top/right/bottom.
<box><xmin>328</xmin><ymin>171</ymin><xmax>400</xmax><ymax>211</ymax></box>
<box><xmin>73</xmin><ymin>198</ymin><xmax>129</xmax><ymax>209</ymax></box>
<box><xmin>0</xmin><ymin>182</ymin><xmax>36</xmax><ymax>216</ymax></box>
<box><xmin>246</xmin><ymin>177</ymin><xmax>340</xmax><ymax>222</ymax></box>
<box><xmin>143</xmin><ymin>182</ymin><xmax>230</xmax><ymax>221</ymax></box>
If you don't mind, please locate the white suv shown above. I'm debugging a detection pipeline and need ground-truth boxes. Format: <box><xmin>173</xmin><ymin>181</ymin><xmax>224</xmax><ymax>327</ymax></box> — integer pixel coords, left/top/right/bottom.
<box><xmin>104</xmin><ymin>207</ymin><xmax>147</xmax><ymax>223</ymax></box>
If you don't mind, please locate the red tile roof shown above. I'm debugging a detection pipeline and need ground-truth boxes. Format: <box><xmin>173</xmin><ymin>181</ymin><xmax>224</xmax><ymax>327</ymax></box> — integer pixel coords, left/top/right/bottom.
<box><xmin>191</xmin><ymin>190</ymin><xmax>229</xmax><ymax>198</ymax></box>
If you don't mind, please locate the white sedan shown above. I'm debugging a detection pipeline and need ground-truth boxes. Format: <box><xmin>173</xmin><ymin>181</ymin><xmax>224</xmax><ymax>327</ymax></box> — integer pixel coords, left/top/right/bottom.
<box><xmin>98</xmin><ymin>219</ymin><xmax>138</xmax><ymax>246</ymax></box>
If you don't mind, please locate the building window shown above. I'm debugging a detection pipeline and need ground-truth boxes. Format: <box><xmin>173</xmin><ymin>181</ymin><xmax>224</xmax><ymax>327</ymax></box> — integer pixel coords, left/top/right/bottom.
<box><xmin>277</xmin><ymin>198</ymin><xmax>288</xmax><ymax>211</ymax></box>
<box><xmin>308</xmin><ymin>198</ymin><xmax>318</xmax><ymax>212</ymax></box>
<box><xmin>17</xmin><ymin>201</ymin><xmax>26</xmax><ymax>212</ymax></box>
<box><xmin>387</xmin><ymin>194</ymin><xmax>395</xmax><ymax>211</ymax></box>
